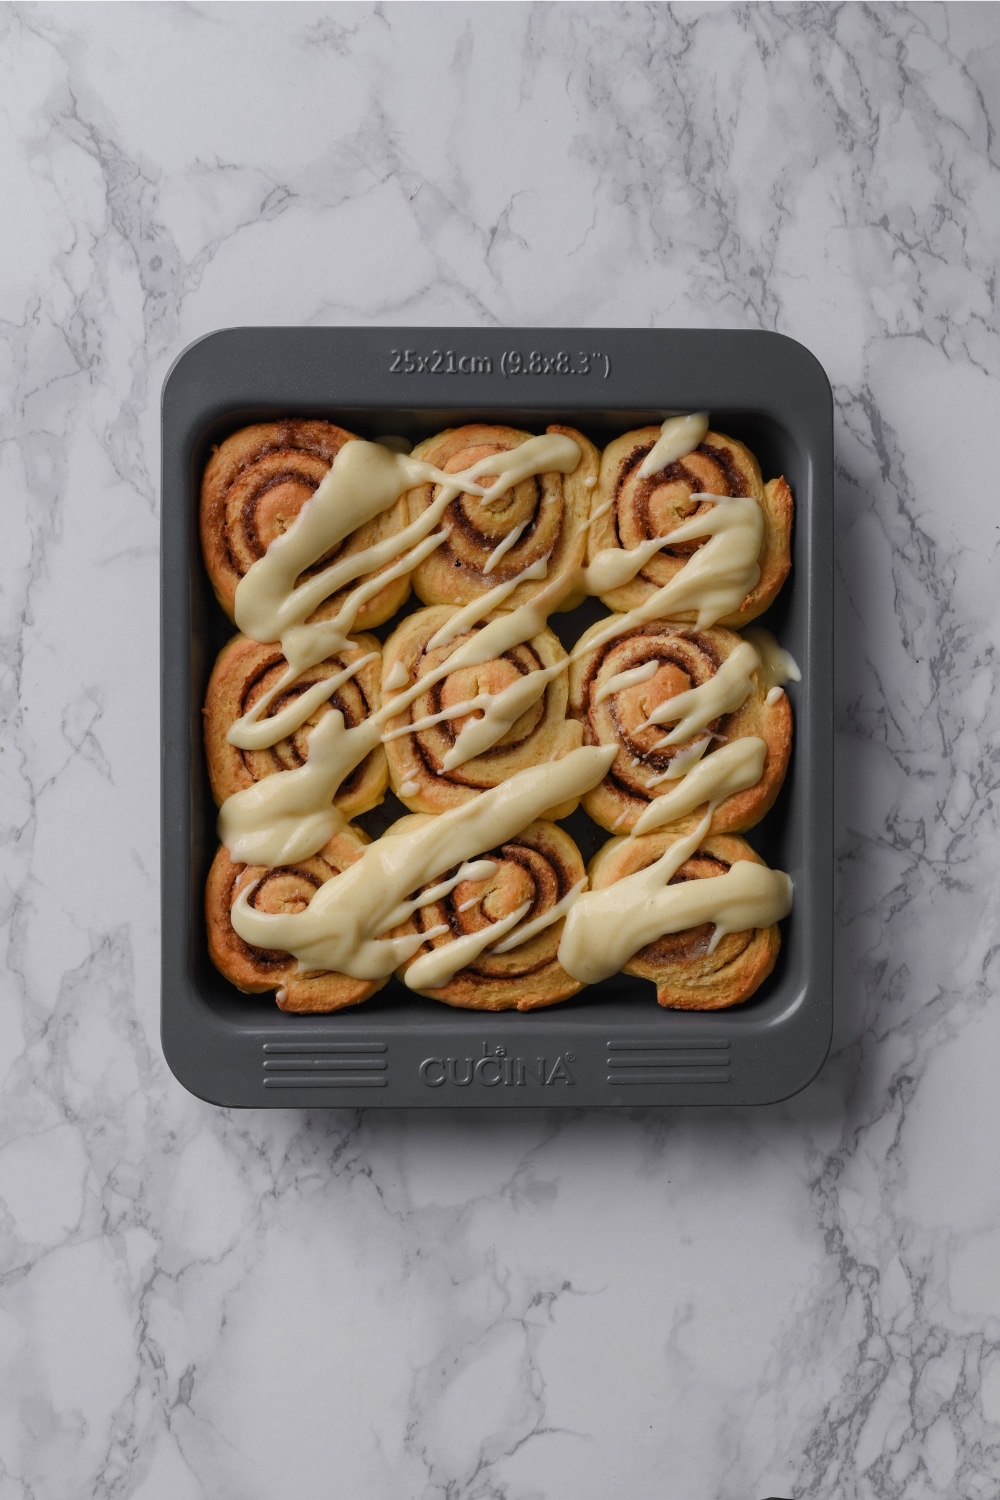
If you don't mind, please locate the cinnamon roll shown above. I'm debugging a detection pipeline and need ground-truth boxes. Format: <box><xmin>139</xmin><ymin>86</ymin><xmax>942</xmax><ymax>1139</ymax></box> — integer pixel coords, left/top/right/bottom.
<box><xmin>397</xmin><ymin>821</ymin><xmax>587</xmax><ymax>1010</ymax></box>
<box><xmin>203</xmin><ymin>631</ymin><xmax>387</xmax><ymax>818</ymax></box>
<box><xmin>586</xmin><ymin>832</ymin><xmax>782</xmax><ymax>1009</ymax></box>
<box><xmin>588</xmin><ymin>426</ymin><xmax>792</xmax><ymax>624</ymax></box>
<box><xmin>200</xmin><ymin>420</ymin><xmax>411</xmax><ymax>629</ymax></box>
<box><xmin>381</xmin><ymin>606</ymin><xmax>583</xmax><ymax>818</ymax></box>
<box><xmin>405</xmin><ymin>424</ymin><xmax>598</xmax><ymax>609</ymax></box>
<box><xmin>206</xmin><ymin>829</ymin><xmax>383</xmax><ymax>1013</ymax></box>
<box><xmin>569</xmin><ymin>621</ymin><xmax>791</xmax><ymax>835</ymax></box>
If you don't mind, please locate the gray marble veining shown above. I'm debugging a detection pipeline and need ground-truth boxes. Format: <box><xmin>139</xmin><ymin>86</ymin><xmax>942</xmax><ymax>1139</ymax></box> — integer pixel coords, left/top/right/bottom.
<box><xmin>1</xmin><ymin>3</ymin><xmax>998</xmax><ymax>1497</ymax></box>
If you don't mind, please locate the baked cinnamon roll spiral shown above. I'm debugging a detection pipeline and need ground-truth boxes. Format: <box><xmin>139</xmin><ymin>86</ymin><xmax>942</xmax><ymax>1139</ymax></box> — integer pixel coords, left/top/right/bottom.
<box><xmin>405</xmin><ymin>424</ymin><xmax>598</xmax><ymax>608</ymax></box>
<box><xmin>200</xmin><ymin>420</ymin><xmax>411</xmax><ymax>629</ymax></box>
<box><xmin>398</xmin><ymin>821</ymin><xmax>587</xmax><ymax>1010</ymax></box>
<box><xmin>587</xmin><ymin>832</ymin><xmax>782</xmax><ymax>1009</ymax></box>
<box><xmin>203</xmin><ymin>632</ymin><xmax>387</xmax><ymax>818</ymax></box>
<box><xmin>588</xmin><ymin>427</ymin><xmax>792</xmax><ymax>623</ymax></box>
<box><xmin>206</xmin><ymin>830</ymin><xmax>382</xmax><ymax>1012</ymax></box>
<box><xmin>569</xmin><ymin>621</ymin><xmax>791</xmax><ymax>835</ymax></box>
<box><xmin>381</xmin><ymin>606</ymin><xmax>582</xmax><ymax>818</ymax></box>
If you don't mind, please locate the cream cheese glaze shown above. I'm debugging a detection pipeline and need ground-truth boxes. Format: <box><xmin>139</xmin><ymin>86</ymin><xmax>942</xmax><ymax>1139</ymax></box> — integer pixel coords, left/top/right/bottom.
<box><xmin>637</xmin><ymin>412</ymin><xmax>710</xmax><ymax>478</ymax></box>
<box><xmin>225</xmin><ymin>652</ymin><xmax>378</xmax><ymax>752</ymax></box>
<box><xmin>230</xmin><ymin>745</ymin><xmax>616</xmax><ymax>980</ymax></box>
<box><xmin>592</xmin><ymin>658</ymin><xmax>660</xmax><ymax>707</ymax></box>
<box><xmin>219</xmin><ymin>708</ymin><xmax>383</xmax><ymax>867</ymax></box>
<box><xmin>745</xmin><ymin>626</ymin><xmax>801</xmax><ymax>698</ymax></box>
<box><xmin>557</xmin><ymin>810</ymin><xmax>793</xmax><ymax>984</ymax></box>
<box><xmin>631</xmin><ymin>737</ymin><xmax>767</xmax><ymax>835</ymax></box>
<box><xmin>638</xmin><ymin>639</ymin><xmax>760</xmax><ymax>742</ymax></box>
<box><xmin>581</xmin><ymin>493</ymin><xmax>764</xmax><ymax>637</ymax></box>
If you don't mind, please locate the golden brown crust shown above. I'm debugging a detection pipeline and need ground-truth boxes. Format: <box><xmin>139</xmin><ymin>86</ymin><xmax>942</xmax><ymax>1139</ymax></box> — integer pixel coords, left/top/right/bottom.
<box><xmin>587</xmin><ymin>832</ymin><xmax>781</xmax><ymax>1009</ymax></box>
<box><xmin>199</xmin><ymin>419</ymin><xmax>411</xmax><ymax>629</ymax></box>
<box><xmin>381</xmin><ymin>606</ymin><xmax>583</xmax><ymax>818</ymax></box>
<box><xmin>569</xmin><ymin>621</ymin><xmax>791</xmax><ymax>835</ymax></box>
<box><xmin>397</xmin><ymin>821</ymin><xmax>586</xmax><ymax>1010</ymax></box>
<box><xmin>405</xmin><ymin>424</ymin><xmax>598</xmax><ymax>609</ymax></box>
<box><xmin>203</xmin><ymin>631</ymin><xmax>387</xmax><ymax>817</ymax></box>
<box><xmin>205</xmin><ymin>830</ymin><xmax>384</xmax><ymax>1013</ymax></box>
<box><xmin>206</xmin><ymin>828</ymin><xmax>383</xmax><ymax>1014</ymax></box>
<box><xmin>587</xmin><ymin>428</ymin><xmax>792</xmax><ymax>625</ymax></box>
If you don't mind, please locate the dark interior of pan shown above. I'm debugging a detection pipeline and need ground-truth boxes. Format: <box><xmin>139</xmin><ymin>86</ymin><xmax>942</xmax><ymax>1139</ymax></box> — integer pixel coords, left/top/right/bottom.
<box><xmin>161</xmin><ymin>327</ymin><xmax>833</xmax><ymax>1108</ymax></box>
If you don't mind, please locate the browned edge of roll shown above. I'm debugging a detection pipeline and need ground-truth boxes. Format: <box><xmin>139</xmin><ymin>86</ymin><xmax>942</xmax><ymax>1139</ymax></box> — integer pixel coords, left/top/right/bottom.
<box><xmin>569</xmin><ymin>620</ymin><xmax>791</xmax><ymax>835</ymax></box>
<box><xmin>587</xmin><ymin>426</ymin><xmax>792</xmax><ymax>624</ymax></box>
<box><xmin>587</xmin><ymin>831</ymin><xmax>781</xmax><ymax>1010</ymax></box>
<box><xmin>200</xmin><ymin>418</ymin><xmax>411</xmax><ymax>628</ymax></box>
<box><xmin>396</xmin><ymin>820</ymin><xmax>586</xmax><ymax>1011</ymax></box>
<box><xmin>206</xmin><ymin>829</ymin><xmax>383</xmax><ymax>1013</ymax></box>
<box><xmin>405</xmin><ymin>423</ymin><xmax>598</xmax><ymax>609</ymax></box>
<box><xmin>381</xmin><ymin>605</ymin><xmax>583</xmax><ymax>818</ymax></box>
<box><xmin>203</xmin><ymin>631</ymin><xmax>387</xmax><ymax>817</ymax></box>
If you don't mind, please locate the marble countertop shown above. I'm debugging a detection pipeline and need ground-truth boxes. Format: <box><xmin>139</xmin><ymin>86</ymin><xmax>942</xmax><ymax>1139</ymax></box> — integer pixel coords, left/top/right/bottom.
<box><xmin>2</xmin><ymin>4</ymin><xmax>998</xmax><ymax>1497</ymax></box>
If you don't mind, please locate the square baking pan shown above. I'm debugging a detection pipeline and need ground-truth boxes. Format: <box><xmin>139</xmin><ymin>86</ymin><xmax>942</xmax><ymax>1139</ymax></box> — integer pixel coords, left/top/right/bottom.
<box><xmin>161</xmin><ymin>327</ymin><xmax>832</xmax><ymax>1108</ymax></box>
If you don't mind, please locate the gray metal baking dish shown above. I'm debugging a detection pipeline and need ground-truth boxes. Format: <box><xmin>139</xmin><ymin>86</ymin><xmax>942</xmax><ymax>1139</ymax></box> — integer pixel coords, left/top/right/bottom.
<box><xmin>161</xmin><ymin>327</ymin><xmax>832</xmax><ymax>1108</ymax></box>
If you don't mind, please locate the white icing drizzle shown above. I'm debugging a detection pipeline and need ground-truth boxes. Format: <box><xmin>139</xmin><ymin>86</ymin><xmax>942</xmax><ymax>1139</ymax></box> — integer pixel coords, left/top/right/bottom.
<box><xmin>483</xmin><ymin>521</ymin><xmax>528</xmax><ymax>575</ymax></box>
<box><xmin>404</xmin><ymin>901</ymin><xmax>532</xmax><ymax>990</ymax></box>
<box><xmin>233</xmin><ymin>430</ymin><xmax>579</xmax><ymax>694</ymax></box>
<box><xmin>398</xmin><ymin>779</ymin><xmax>420</xmax><ymax>798</ymax></box>
<box><xmin>592</xmin><ymin>658</ymin><xmax>659</xmax><ymax>707</ymax></box>
<box><xmin>278</xmin><ymin>526</ymin><xmax>449</xmax><ymax>674</ymax></box>
<box><xmin>637</xmin><ymin>412</ymin><xmax>710</xmax><ymax>479</ymax></box>
<box><xmin>580</xmin><ymin>493</ymin><xmax>763</xmax><ymax>635</ymax></box>
<box><xmin>647</xmin><ymin>735</ymin><xmax>712</xmax><ymax>784</ymax></box>
<box><xmin>744</xmin><ymin>627</ymin><xmax>801</xmax><ymax>693</ymax></box>
<box><xmin>383</xmin><ymin>660</ymin><xmax>410</xmax><ymax>692</ymax></box>
<box><xmin>229</xmin><ymin>745</ymin><xmax>617</xmax><ymax>980</ymax></box>
<box><xmin>385</xmin><ymin>659</ymin><xmax>567</xmax><ymax>773</ymax></box>
<box><xmin>632</xmin><ymin>737</ymin><xmax>767</xmax><ymax>836</ymax></box>
<box><xmin>490</xmin><ymin>877</ymin><xmax>588</xmax><ymax>954</ymax></box>
<box><xmin>583</xmin><ymin>536</ymin><xmax>679</xmax><ymax>596</ymax></box>
<box><xmin>233</xmin><ymin>442</ymin><xmax>457</xmax><ymax>643</ymax></box>
<box><xmin>377</xmin><ymin>860</ymin><xmax>498</xmax><ymax>931</ymax></box>
<box><xmin>558</xmin><ymin>810</ymin><xmax>792</xmax><ymax>984</ymax></box>
<box><xmin>585</xmin><ymin>497</ymin><xmax>613</xmax><ymax>528</ymax></box>
<box><xmin>425</xmin><ymin>558</ymin><xmax>549</xmax><ymax>651</ymax></box>
<box><xmin>443</xmin><ymin>661</ymin><xmax>567</xmax><ymax>770</ymax></box>
<box><xmin>381</xmin><ymin>697</ymin><xmax>486</xmax><ymax>742</ymax></box>
<box><xmin>639</xmin><ymin>639</ymin><xmax>760</xmax><ymax>742</ymax></box>
<box><xmin>475</xmin><ymin>433</ymin><xmax>582</xmax><ymax>508</ymax></box>
<box><xmin>226</xmin><ymin>652</ymin><xmax>378</xmax><ymax>751</ymax></box>
<box><xmin>219</xmin><ymin>709</ymin><xmax>381</xmax><ymax>867</ymax></box>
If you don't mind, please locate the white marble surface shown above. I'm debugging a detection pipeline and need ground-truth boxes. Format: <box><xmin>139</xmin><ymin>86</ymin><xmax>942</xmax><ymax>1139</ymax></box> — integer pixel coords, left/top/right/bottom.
<box><xmin>1</xmin><ymin>2</ymin><xmax>999</xmax><ymax>1496</ymax></box>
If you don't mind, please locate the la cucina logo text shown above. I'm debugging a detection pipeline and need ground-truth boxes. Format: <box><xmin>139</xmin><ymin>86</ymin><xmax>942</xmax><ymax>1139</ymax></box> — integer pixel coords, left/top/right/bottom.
<box><xmin>419</xmin><ymin>1042</ymin><xmax>576</xmax><ymax>1088</ymax></box>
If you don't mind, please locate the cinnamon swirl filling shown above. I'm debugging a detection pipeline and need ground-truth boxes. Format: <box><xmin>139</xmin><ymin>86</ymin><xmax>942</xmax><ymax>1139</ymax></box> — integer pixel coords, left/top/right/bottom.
<box><xmin>206</xmin><ymin>830</ymin><xmax>383</xmax><ymax>1013</ymax></box>
<box><xmin>382</xmin><ymin>606</ymin><xmax>582</xmax><ymax>817</ymax></box>
<box><xmin>397</xmin><ymin>821</ymin><xmax>587</xmax><ymax>1010</ymax></box>
<box><xmin>587</xmin><ymin>426</ymin><xmax>792</xmax><ymax>623</ymax></box>
<box><xmin>570</xmin><ymin>621</ymin><xmax>791</xmax><ymax>835</ymax></box>
<box><xmin>203</xmin><ymin>632</ymin><xmax>387</xmax><ymax>819</ymax></box>
<box><xmin>405</xmin><ymin>423</ymin><xmax>598</xmax><ymax>608</ymax></box>
<box><xmin>200</xmin><ymin>419</ymin><xmax>412</xmax><ymax>629</ymax></box>
<box><xmin>586</xmin><ymin>832</ymin><xmax>782</xmax><ymax>1009</ymax></box>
